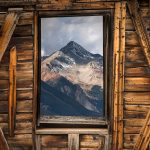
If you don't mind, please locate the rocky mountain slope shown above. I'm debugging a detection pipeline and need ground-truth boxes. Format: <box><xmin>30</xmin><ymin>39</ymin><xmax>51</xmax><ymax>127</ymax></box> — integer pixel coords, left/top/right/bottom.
<box><xmin>40</xmin><ymin>41</ymin><xmax>104</xmax><ymax>117</ymax></box>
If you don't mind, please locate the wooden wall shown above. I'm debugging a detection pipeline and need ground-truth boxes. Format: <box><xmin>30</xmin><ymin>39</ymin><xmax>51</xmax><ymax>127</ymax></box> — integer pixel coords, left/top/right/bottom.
<box><xmin>0</xmin><ymin>0</ymin><xmax>149</xmax><ymax>150</ymax></box>
<box><xmin>0</xmin><ymin>11</ymin><xmax>34</xmax><ymax>150</ymax></box>
<box><xmin>124</xmin><ymin>1</ymin><xmax>150</xmax><ymax>149</ymax></box>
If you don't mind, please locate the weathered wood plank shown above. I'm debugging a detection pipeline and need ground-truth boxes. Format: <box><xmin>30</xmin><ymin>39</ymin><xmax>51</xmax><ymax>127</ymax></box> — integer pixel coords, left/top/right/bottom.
<box><xmin>0</xmin><ymin>1</ymin><xmax>36</xmax><ymax>6</ymax></box>
<box><xmin>0</xmin><ymin>128</ymin><xmax>9</xmax><ymax>150</ymax></box>
<box><xmin>0</xmin><ymin>100</ymin><xmax>32</xmax><ymax>113</ymax></box>
<box><xmin>0</xmin><ymin>122</ymin><xmax>32</xmax><ymax>134</ymax></box>
<box><xmin>126</xmin><ymin>18</ymin><xmax>150</xmax><ymax>31</ymax></box>
<box><xmin>80</xmin><ymin>135</ymin><xmax>105</xmax><ymax>149</ymax></box>
<box><xmin>124</xmin><ymin>110</ymin><xmax>147</xmax><ymax>119</ymax></box>
<box><xmin>0</xmin><ymin>90</ymin><xmax>8</xmax><ymax>101</ymax></box>
<box><xmin>125</xmin><ymin>31</ymin><xmax>140</xmax><ymax>46</ymax></box>
<box><xmin>0</xmin><ymin>13</ymin><xmax>6</xmax><ymax>25</ymax></box>
<box><xmin>124</xmin><ymin>92</ymin><xmax>150</xmax><ymax>105</ymax></box>
<box><xmin>17</xmin><ymin>100</ymin><xmax>33</xmax><ymax>113</ymax></box>
<box><xmin>0</xmin><ymin>89</ymin><xmax>32</xmax><ymax>101</ymax></box>
<box><xmin>8</xmin><ymin>36</ymin><xmax>33</xmax><ymax>51</ymax></box>
<box><xmin>125</xmin><ymin>77</ymin><xmax>150</xmax><ymax>91</ymax></box>
<box><xmin>0</xmin><ymin>11</ymin><xmax>20</xmax><ymax>61</ymax></box>
<box><xmin>9</xmin><ymin>47</ymin><xmax>17</xmax><ymax>137</ymax></box>
<box><xmin>124</xmin><ymin>142</ymin><xmax>135</xmax><ymax>149</ymax></box>
<box><xmin>41</xmin><ymin>135</ymin><xmax>68</xmax><ymax>148</ymax></box>
<box><xmin>6</xmin><ymin>134</ymin><xmax>32</xmax><ymax>147</ymax></box>
<box><xmin>125</xmin><ymin>67</ymin><xmax>150</xmax><ymax>77</ymax></box>
<box><xmin>17</xmin><ymin>50</ymin><xmax>33</xmax><ymax>62</ymax></box>
<box><xmin>0</xmin><ymin>101</ymin><xmax>8</xmax><ymax>113</ymax></box>
<box><xmin>18</xmin><ymin>12</ymin><xmax>33</xmax><ymax>25</ymax></box>
<box><xmin>128</xmin><ymin>0</ymin><xmax>150</xmax><ymax>69</ymax></box>
<box><xmin>118</xmin><ymin>2</ymin><xmax>126</xmax><ymax>149</ymax></box>
<box><xmin>124</xmin><ymin>134</ymin><xmax>138</xmax><ymax>143</ymax></box>
<box><xmin>124</xmin><ymin>105</ymin><xmax>150</xmax><ymax>112</ymax></box>
<box><xmin>13</xmin><ymin>25</ymin><xmax>33</xmax><ymax>37</ymax></box>
<box><xmin>124</xmin><ymin>127</ymin><xmax>142</xmax><ymax>134</ymax></box>
<box><xmin>0</xmin><ymin>113</ymin><xmax>32</xmax><ymax>123</ymax></box>
<box><xmin>112</xmin><ymin>2</ymin><xmax>121</xmax><ymax>150</ymax></box>
<box><xmin>36</xmin><ymin>128</ymin><xmax>108</xmax><ymax>135</ymax></box>
<box><xmin>134</xmin><ymin>111</ymin><xmax>150</xmax><ymax>150</ymax></box>
<box><xmin>68</xmin><ymin>134</ymin><xmax>79</xmax><ymax>150</ymax></box>
<box><xmin>9</xmin><ymin>146</ymin><xmax>32</xmax><ymax>150</ymax></box>
<box><xmin>124</xmin><ymin>119</ymin><xmax>145</xmax><ymax>127</ymax></box>
<box><xmin>33</xmin><ymin>12</ymin><xmax>38</xmax><ymax>150</ymax></box>
<box><xmin>0</xmin><ymin>114</ymin><xmax>8</xmax><ymax>123</ymax></box>
<box><xmin>36</xmin><ymin>2</ymin><xmax>115</xmax><ymax>10</ymax></box>
<box><xmin>125</xmin><ymin>47</ymin><xmax>145</xmax><ymax>65</ymax></box>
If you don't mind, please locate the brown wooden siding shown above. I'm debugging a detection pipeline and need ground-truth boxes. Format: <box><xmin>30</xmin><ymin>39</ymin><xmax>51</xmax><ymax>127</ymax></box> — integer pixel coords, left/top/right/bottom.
<box><xmin>0</xmin><ymin>0</ymin><xmax>149</xmax><ymax>150</ymax></box>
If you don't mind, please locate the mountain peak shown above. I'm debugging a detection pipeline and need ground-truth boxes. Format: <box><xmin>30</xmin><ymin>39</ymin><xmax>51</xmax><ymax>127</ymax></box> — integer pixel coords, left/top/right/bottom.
<box><xmin>65</xmin><ymin>41</ymin><xmax>83</xmax><ymax>50</ymax></box>
<box><xmin>60</xmin><ymin>41</ymin><xmax>92</xmax><ymax>56</ymax></box>
<box><xmin>67</xmin><ymin>41</ymin><xmax>77</xmax><ymax>46</ymax></box>
<box><xmin>59</xmin><ymin>41</ymin><xmax>102</xmax><ymax>64</ymax></box>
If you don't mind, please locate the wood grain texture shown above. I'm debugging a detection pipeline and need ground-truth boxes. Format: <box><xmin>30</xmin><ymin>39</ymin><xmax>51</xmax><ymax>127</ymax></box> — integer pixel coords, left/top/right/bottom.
<box><xmin>112</xmin><ymin>2</ymin><xmax>121</xmax><ymax>150</ymax></box>
<box><xmin>41</xmin><ymin>135</ymin><xmax>68</xmax><ymax>149</ymax></box>
<box><xmin>36</xmin><ymin>1</ymin><xmax>115</xmax><ymax>10</ymax></box>
<box><xmin>0</xmin><ymin>11</ymin><xmax>20</xmax><ymax>61</ymax></box>
<box><xmin>127</xmin><ymin>0</ymin><xmax>150</xmax><ymax>68</ymax></box>
<box><xmin>80</xmin><ymin>134</ymin><xmax>105</xmax><ymax>149</ymax></box>
<box><xmin>112</xmin><ymin>2</ymin><xmax>127</xmax><ymax>149</ymax></box>
<box><xmin>33</xmin><ymin>11</ymin><xmax>38</xmax><ymax>150</ymax></box>
<box><xmin>134</xmin><ymin>111</ymin><xmax>150</xmax><ymax>150</ymax></box>
<box><xmin>118</xmin><ymin>2</ymin><xmax>126</xmax><ymax>149</ymax></box>
<box><xmin>0</xmin><ymin>128</ymin><xmax>9</xmax><ymax>150</ymax></box>
<box><xmin>9</xmin><ymin>47</ymin><xmax>17</xmax><ymax>137</ymax></box>
<box><xmin>68</xmin><ymin>134</ymin><xmax>79</xmax><ymax>150</ymax></box>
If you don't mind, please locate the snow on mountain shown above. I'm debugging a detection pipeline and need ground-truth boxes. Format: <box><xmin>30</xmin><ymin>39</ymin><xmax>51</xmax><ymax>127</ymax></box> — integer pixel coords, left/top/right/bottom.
<box><xmin>40</xmin><ymin>41</ymin><xmax>104</xmax><ymax>117</ymax></box>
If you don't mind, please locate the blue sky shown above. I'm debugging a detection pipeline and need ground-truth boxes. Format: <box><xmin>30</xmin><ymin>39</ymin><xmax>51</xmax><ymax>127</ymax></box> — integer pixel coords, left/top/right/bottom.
<box><xmin>41</xmin><ymin>16</ymin><xmax>103</xmax><ymax>56</ymax></box>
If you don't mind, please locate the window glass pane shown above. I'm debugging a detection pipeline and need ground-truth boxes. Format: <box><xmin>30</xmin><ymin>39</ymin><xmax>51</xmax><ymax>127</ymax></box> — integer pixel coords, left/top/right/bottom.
<box><xmin>40</xmin><ymin>16</ymin><xmax>104</xmax><ymax>121</ymax></box>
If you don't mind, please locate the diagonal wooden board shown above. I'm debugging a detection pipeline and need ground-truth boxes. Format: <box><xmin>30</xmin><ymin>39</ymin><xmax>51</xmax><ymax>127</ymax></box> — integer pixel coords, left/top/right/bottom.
<box><xmin>134</xmin><ymin>111</ymin><xmax>150</xmax><ymax>150</ymax></box>
<box><xmin>127</xmin><ymin>0</ymin><xmax>150</xmax><ymax>68</ymax></box>
<box><xmin>127</xmin><ymin>0</ymin><xmax>150</xmax><ymax>149</ymax></box>
<box><xmin>0</xmin><ymin>9</ymin><xmax>21</xmax><ymax>62</ymax></box>
<box><xmin>0</xmin><ymin>128</ymin><xmax>9</xmax><ymax>150</ymax></box>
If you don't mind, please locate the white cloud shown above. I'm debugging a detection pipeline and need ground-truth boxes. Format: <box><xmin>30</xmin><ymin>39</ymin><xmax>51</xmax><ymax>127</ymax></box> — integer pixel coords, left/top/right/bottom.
<box><xmin>41</xmin><ymin>16</ymin><xmax>103</xmax><ymax>56</ymax></box>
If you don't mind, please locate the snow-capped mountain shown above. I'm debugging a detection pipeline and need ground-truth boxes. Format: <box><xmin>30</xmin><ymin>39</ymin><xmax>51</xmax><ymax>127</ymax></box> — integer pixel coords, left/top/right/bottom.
<box><xmin>40</xmin><ymin>41</ymin><xmax>104</xmax><ymax>117</ymax></box>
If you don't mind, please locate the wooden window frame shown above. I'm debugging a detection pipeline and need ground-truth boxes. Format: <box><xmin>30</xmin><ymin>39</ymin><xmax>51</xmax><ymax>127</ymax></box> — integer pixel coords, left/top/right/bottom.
<box><xmin>34</xmin><ymin>9</ymin><xmax>114</xmax><ymax>127</ymax></box>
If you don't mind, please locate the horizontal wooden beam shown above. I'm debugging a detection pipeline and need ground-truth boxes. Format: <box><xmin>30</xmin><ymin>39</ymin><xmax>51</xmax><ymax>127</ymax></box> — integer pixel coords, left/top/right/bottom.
<box><xmin>36</xmin><ymin>128</ymin><xmax>108</xmax><ymax>135</ymax></box>
<box><xmin>0</xmin><ymin>1</ymin><xmax>36</xmax><ymax>6</ymax></box>
<box><xmin>0</xmin><ymin>9</ymin><xmax>21</xmax><ymax>62</ymax></box>
<box><xmin>36</xmin><ymin>1</ymin><xmax>115</xmax><ymax>10</ymax></box>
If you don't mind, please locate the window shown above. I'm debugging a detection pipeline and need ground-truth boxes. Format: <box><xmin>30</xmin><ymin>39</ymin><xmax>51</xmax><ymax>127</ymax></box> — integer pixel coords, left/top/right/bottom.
<box><xmin>37</xmin><ymin>11</ymin><xmax>112</xmax><ymax>125</ymax></box>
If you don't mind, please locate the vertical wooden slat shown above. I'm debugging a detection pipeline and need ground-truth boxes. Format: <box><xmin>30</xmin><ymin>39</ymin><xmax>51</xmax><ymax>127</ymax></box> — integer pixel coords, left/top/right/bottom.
<box><xmin>36</xmin><ymin>135</ymin><xmax>41</xmax><ymax>150</ymax></box>
<box><xmin>112</xmin><ymin>2</ymin><xmax>126</xmax><ymax>150</ymax></box>
<box><xmin>118</xmin><ymin>2</ymin><xmax>126</xmax><ymax>150</ymax></box>
<box><xmin>9</xmin><ymin>46</ymin><xmax>17</xmax><ymax>137</ymax></box>
<box><xmin>33</xmin><ymin>11</ymin><xmax>38</xmax><ymax>150</ymax></box>
<box><xmin>112</xmin><ymin>2</ymin><xmax>121</xmax><ymax>150</ymax></box>
<box><xmin>0</xmin><ymin>10</ymin><xmax>20</xmax><ymax>61</ymax></box>
<box><xmin>68</xmin><ymin>134</ymin><xmax>79</xmax><ymax>150</ymax></box>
